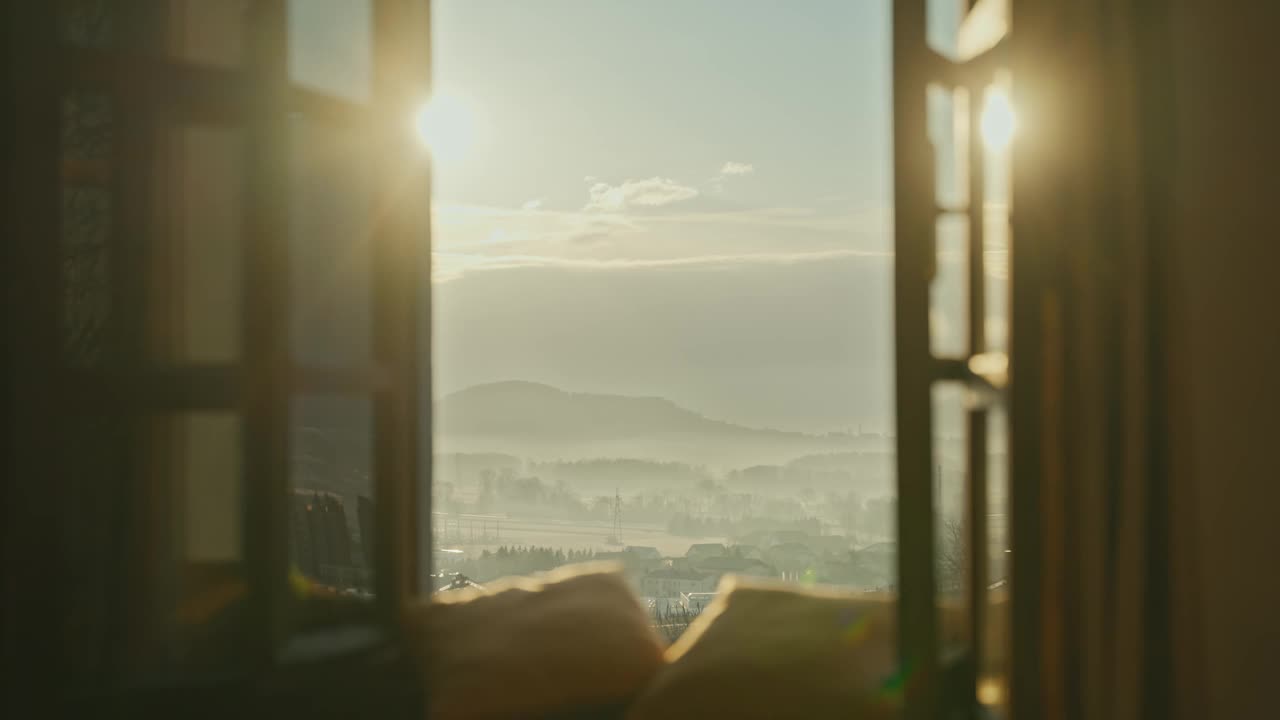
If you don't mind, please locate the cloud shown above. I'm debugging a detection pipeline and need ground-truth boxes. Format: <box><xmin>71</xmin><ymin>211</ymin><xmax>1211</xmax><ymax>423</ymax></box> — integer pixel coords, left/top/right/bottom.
<box><xmin>521</xmin><ymin>199</ymin><xmax>544</xmax><ymax>211</ymax></box>
<box><xmin>585</xmin><ymin>177</ymin><xmax>699</xmax><ymax>212</ymax></box>
<box><xmin>432</xmin><ymin>247</ymin><xmax>890</xmax><ymax>282</ymax></box>
<box><xmin>719</xmin><ymin>161</ymin><xmax>755</xmax><ymax>176</ymax></box>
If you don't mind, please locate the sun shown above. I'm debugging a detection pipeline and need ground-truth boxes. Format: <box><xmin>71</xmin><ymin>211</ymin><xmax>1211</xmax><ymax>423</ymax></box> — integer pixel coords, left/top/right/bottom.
<box><xmin>415</xmin><ymin>92</ymin><xmax>478</xmax><ymax>164</ymax></box>
<box><xmin>980</xmin><ymin>86</ymin><xmax>1016</xmax><ymax>151</ymax></box>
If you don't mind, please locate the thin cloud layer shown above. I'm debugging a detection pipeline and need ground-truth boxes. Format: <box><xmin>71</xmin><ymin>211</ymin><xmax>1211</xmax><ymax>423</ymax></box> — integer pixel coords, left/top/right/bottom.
<box><xmin>432</xmin><ymin>247</ymin><xmax>890</xmax><ymax>283</ymax></box>
<box><xmin>720</xmin><ymin>161</ymin><xmax>755</xmax><ymax>176</ymax></box>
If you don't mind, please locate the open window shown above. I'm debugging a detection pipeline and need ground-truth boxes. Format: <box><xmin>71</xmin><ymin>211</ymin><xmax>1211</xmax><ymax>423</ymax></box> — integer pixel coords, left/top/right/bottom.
<box><xmin>7</xmin><ymin>1</ymin><xmax>1025</xmax><ymax>717</ymax></box>
<box><xmin>892</xmin><ymin>0</ymin><xmax>1013</xmax><ymax>716</ymax></box>
<box><xmin>7</xmin><ymin>0</ymin><xmax>429</xmax><ymax>712</ymax></box>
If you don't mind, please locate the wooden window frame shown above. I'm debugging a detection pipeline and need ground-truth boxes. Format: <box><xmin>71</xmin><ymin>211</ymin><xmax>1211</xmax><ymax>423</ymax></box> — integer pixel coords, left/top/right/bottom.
<box><xmin>5</xmin><ymin>2</ymin><xmax>431</xmax><ymax>711</ymax></box>
<box><xmin>893</xmin><ymin>1</ymin><xmax>1025</xmax><ymax>718</ymax></box>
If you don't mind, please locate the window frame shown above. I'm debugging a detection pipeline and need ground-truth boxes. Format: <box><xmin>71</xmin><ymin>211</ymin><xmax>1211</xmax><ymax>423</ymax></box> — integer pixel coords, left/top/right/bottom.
<box><xmin>893</xmin><ymin>0</ymin><xmax>1015</xmax><ymax>717</ymax></box>
<box><xmin>5</xmin><ymin>0</ymin><xmax>431</xmax><ymax>701</ymax></box>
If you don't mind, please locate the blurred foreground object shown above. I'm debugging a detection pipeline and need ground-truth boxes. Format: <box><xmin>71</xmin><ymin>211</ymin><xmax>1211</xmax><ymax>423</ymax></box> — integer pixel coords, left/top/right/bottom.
<box><xmin>627</xmin><ymin>577</ymin><xmax>1005</xmax><ymax>720</ymax></box>
<box><xmin>410</xmin><ymin>563</ymin><xmax>665</xmax><ymax>719</ymax></box>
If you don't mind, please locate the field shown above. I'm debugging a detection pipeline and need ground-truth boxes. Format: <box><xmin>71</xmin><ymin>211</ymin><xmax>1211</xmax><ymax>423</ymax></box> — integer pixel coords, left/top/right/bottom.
<box><xmin>432</xmin><ymin>513</ymin><xmax>726</xmax><ymax>559</ymax></box>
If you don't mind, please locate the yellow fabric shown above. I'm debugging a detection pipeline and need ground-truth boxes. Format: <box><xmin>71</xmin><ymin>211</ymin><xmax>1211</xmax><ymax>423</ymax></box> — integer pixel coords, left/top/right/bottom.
<box><xmin>626</xmin><ymin>578</ymin><xmax>903</xmax><ymax>720</ymax></box>
<box><xmin>409</xmin><ymin>563</ymin><xmax>665</xmax><ymax>719</ymax></box>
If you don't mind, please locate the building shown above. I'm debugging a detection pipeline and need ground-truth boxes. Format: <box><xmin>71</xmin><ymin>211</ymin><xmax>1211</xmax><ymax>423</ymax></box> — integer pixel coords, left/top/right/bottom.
<box><xmin>639</xmin><ymin>568</ymin><xmax>716</xmax><ymax>599</ymax></box>
<box><xmin>693</xmin><ymin>555</ymin><xmax>777</xmax><ymax>580</ymax></box>
<box><xmin>685</xmin><ymin>543</ymin><xmax>727</xmax><ymax>562</ymax></box>
<box><xmin>680</xmin><ymin>592</ymin><xmax>718</xmax><ymax>613</ymax></box>
<box><xmin>624</xmin><ymin>545</ymin><xmax>661</xmax><ymax>560</ymax></box>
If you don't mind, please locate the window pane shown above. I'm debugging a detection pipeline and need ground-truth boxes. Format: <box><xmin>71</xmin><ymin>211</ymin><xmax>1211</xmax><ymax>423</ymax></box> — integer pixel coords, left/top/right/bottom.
<box><xmin>982</xmin><ymin>406</ymin><xmax>1010</xmax><ymax>710</ymax></box>
<box><xmin>983</xmin><ymin>78</ymin><xmax>1013</xmax><ymax>354</ymax></box>
<box><xmin>152</xmin><ymin>412</ymin><xmax>248</xmax><ymax>670</ymax></box>
<box><xmin>289</xmin><ymin>117</ymin><xmax>374</xmax><ymax>367</ymax></box>
<box><xmin>288</xmin><ymin>0</ymin><xmax>373</xmax><ymax>103</ymax></box>
<box><xmin>932</xmin><ymin>214</ymin><xmax>969</xmax><ymax>358</ymax></box>
<box><xmin>933</xmin><ymin>383</ymin><xmax>969</xmax><ymax>651</ymax></box>
<box><xmin>150</xmin><ymin>126</ymin><xmax>244</xmax><ymax>363</ymax></box>
<box><xmin>927</xmin><ymin>0</ymin><xmax>968</xmax><ymax>61</ymax></box>
<box><xmin>290</xmin><ymin>396</ymin><xmax>374</xmax><ymax>600</ymax></box>
<box><xmin>929</xmin><ymin>84</ymin><xmax>970</xmax><ymax>210</ymax></box>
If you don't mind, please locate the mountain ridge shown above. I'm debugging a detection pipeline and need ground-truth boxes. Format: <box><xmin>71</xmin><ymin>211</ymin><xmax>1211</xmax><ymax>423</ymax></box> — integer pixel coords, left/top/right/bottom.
<box><xmin>436</xmin><ymin>380</ymin><xmax>890</xmax><ymax>469</ymax></box>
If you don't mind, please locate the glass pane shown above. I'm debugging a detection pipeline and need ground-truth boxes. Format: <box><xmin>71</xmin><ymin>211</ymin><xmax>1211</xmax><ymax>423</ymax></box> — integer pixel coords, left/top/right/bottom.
<box><xmin>983</xmin><ymin>77</ymin><xmax>1013</xmax><ymax>354</ymax></box>
<box><xmin>984</xmin><ymin>208</ymin><xmax>1010</xmax><ymax>354</ymax></box>
<box><xmin>932</xmin><ymin>214</ymin><xmax>969</xmax><ymax>357</ymax></box>
<box><xmin>933</xmin><ymin>383</ymin><xmax>969</xmax><ymax>651</ymax></box>
<box><xmin>927</xmin><ymin>0</ymin><xmax>968</xmax><ymax>61</ymax></box>
<box><xmin>150</xmin><ymin>126</ymin><xmax>244</xmax><ymax>363</ymax></box>
<box><xmin>290</xmin><ymin>396</ymin><xmax>375</xmax><ymax>599</ymax></box>
<box><xmin>288</xmin><ymin>0</ymin><xmax>373</xmax><ymax>103</ymax></box>
<box><xmin>928</xmin><ymin>84</ymin><xmax>970</xmax><ymax>210</ymax></box>
<box><xmin>157</xmin><ymin>413</ymin><xmax>248</xmax><ymax>669</ymax></box>
<box><xmin>289</xmin><ymin>117</ymin><xmax>373</xmax><ymax>366</ymax></box>
<box><xmin>165</xmin><ymin>0</ymin><xmax>250</xmax><ymax>68</ymax></box>
<box><xmin>982</xmin><ymin>406</ymin><xmax>1010</xmax><ymax>710</ymax></box>
<box><xmin>60</xmin><ymin>92</ymin><xmax>115</xmax><ymax>367</ymax></box>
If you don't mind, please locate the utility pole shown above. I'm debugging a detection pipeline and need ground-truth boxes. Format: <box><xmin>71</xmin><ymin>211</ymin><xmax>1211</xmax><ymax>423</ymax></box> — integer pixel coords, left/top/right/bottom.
<box><xmin>608</xmin><ymin>489</ymin><xmax>623</xmax><ymax>545</ymax></box>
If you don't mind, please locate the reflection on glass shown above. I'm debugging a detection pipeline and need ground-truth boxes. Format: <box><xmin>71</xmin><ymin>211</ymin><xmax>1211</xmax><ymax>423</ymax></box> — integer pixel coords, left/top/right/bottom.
<box><xmin>933</xmin><ymin>383</ymin><xmax>970</xmax><ymax>651</ymax></box>
<box><xmin>932</xmin><ymin>214</ymin><xmax>970</xmax><ymax>358</ymax></box>
<box><xmin>160</xmin><ymin>413</ymin><xmax>248</xmax><ymax>669</ymax></box>
<box><xmin>290</xmin><ymin>396</ymin><xmax>374</xmax><ymax>598</ymax></box>
<box><xmin>289</xmin><ymin>117</ymin><xmax>373</xmax><ymax>366</ymax></box>
<box><xmin>983</xmin><ymin>407</ymin><xmax>1010</xmax><ymax>710</ymax></box>
<box><xmin>152</xmin><ymin>126</ymin><xmax>243</xmax><ymax>363</ymax></box>
<box><xmin>288</xmin><ymin>0</ymin><xmax>373</xmax><ymax>102</ymax></box>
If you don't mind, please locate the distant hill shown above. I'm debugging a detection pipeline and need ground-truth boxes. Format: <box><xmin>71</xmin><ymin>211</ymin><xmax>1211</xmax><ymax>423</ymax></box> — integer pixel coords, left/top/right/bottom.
<box><xmin>435</xmin><ymin>381</ymin><xmax>893</xmax><ymax>471</ymax></box>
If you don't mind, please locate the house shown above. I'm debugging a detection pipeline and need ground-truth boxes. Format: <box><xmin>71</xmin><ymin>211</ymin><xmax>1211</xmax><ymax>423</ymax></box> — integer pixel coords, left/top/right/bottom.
<box><xmin>640</xmin><ymin>596</ymin><xmax>678</xmax><ymax>615</ymax></box>
<box><xmin>693</xmin><ymin>555</ymin><xmax>777</xmax><ymax>579</ymax></box>
<box><xmin>764</xmin><ymin>530</ymin><xmax>809</xmax><ymax>548</ymax></box>
<box><xmin>624</xmin><ymin>545</ymin><xmax>661</xmax><ymax>560</ymax></box>
<box><xmin>680</xmin><ymin>592</ymin><xmax>718</xmax><ymax>613</ymax></box>
<box><xmin>638</xmin><ymin>568</ymin><xmax>716</xmax><ymax>598</ymax></box>
<box><xmin>685</xmin><ymin>543</ymin><xmax>727</xmax><ymax>562</ymax></box>
<box><xmin>766</xmin><ymin>542</ymin><xmax>819</xmax><ymax>582</ymax></box>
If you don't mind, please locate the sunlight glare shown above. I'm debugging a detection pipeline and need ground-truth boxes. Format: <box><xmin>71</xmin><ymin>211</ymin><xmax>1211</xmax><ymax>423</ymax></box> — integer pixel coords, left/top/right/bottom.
<box><xmin>416</xmin><ymin>92</ymin><xmax>477</xmax><ymax>164</ymax></box>
<box><xmin>980</xmin><ymin>87</ymin><xmax>1016</xmax><ymax>151</ymax></box>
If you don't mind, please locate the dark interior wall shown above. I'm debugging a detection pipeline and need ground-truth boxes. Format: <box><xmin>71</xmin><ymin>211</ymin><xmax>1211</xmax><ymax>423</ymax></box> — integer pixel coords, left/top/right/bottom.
<box><xmin>1166</xmin><ymin>2</ymin><xmax>1280</xmax><ymax>716</ymax></box>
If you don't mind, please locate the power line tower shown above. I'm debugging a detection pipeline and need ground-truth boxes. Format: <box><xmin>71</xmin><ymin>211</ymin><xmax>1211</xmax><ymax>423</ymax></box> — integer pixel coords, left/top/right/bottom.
<box><xmin>607</xmin><ymin>488</ymin><xmax>623</xmax><ymax>545</ymax></box>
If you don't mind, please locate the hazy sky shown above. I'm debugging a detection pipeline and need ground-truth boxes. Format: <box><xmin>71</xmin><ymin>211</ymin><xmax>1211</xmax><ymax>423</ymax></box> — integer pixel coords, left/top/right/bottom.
<box><xmin>430</xmin><ymin>0</ymin><xmax>897</xmax><ymax>433</ymax></box>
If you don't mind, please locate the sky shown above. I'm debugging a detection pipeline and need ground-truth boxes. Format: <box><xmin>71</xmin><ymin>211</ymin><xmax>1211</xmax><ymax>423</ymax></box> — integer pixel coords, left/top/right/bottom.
<box><xmin>429</xmin><ymin>0</ymin><xmax>897</xmax><ymax>433</ymax></box>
